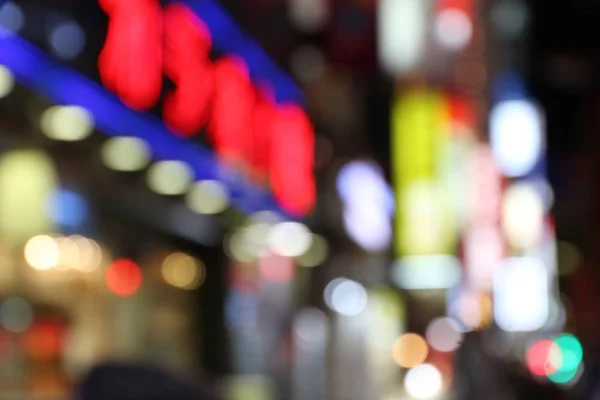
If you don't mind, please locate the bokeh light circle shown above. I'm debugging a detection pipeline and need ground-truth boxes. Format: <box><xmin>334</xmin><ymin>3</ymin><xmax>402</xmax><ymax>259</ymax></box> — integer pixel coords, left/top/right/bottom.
<box><xmin>404</xmin><ymin>363</ymin><xmax>443</xmax><ymax>399</ymax></box>
<box><xmin>101</xmin><ymin>136</ymin><xmax>151</xmax><ymax>172</ymax></box>
<box><xmin>161</xmin><ymin>252</ymin><xmax>205</xmax><ymax>290</ymax></box>
<box><xmin>106</xmin><ymin>259</ymin><xmax>143</xmax><ymax>297</ymax></box>
<box><xmin>425</xmin><ymin>317</ymin><xmax>464</xmax><ymax>352</ymax></box>
<box><xmin>24</xmin><ymin>235</ymin><xmax>60</xmax><ymax>270</ymax></box>
<box><xmin>526</xmin><ymin>340</ymin><xmax>561</xmax><ymax>376</ymax></box>
<box><xmin>324</xmin><ymin>278</ymin><xmax>368</xmax><ymax>316</ymax></box>
<box><xmin>392</xmin><ymin>333</ymin><xmax>429</xmax><ymax>368</ymax></box>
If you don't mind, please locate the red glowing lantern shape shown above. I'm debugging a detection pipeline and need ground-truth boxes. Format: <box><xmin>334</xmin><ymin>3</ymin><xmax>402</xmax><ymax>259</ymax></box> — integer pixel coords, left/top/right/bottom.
<box><xmin>163</xmin><ymin>4</ymin><xmax>215</xmax><ymax>136</ymax></box>
<box><xmin>106</xmin><ymin>258</ymin><xmax>143</xmax><ymax>297</ymax></box>
<box><xmin>98</xmin><ymin>0</ymin><xmax>163</xmax><ymax>111</ymax></box>
<box><xmin>98</xmin><ymin>0</ymin><xmax>316</xmax><ymax>216</ymax></box>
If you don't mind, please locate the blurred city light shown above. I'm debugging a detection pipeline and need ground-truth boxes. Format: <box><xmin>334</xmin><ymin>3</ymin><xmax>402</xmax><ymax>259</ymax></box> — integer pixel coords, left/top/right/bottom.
<box><xmin>185</xmin><ymin>180</ymin><xmax>230</xmax><ymax>215</ymax></box>
<box><xmin>41</xmin><ymin>105</ymin><xmax>94</xmax><ymax>142</ymax></box>
<box><xmin>266</xmin><ymin>222</ymin><xmax>312</xmax><ymax>258</ymax></box>
<box><xmin>392</xmin><ymin>255</ymin><xmax>461</xmax><ymax>290</ymax></box>
<box><xmin>392</xmin><ymin>333</ymin><xmax>428</xmax><ymax>368</ymax></box>
<box><xmin>553</xmin><ymin>334</ymin><xmax>583</xmax><ymax>371</ymax></box>
<box><xmin>490</xmin><ymin>99</ymin><xmax>544</xmax><ymax>177</ymax></box>
<box><xmin>24</xmin><ymin>235</ymin><xmax>60</xmax><ymax>270</ymax></box>
<box><xmin>404</xmin><ymin>363</ymin><xmax>443</xmax><ymax>399</ymax></box>
<box><xmin>0</xmin><ymin>64</ymin><xmax>14</xmax><ymax>98</ymax></box>
<box><xmin>378</xmin><ymin>0</ymin><xmax>426</xmax><ymax>75</ymax></box>
<box><xmin>296</xmin><ymin>234</ymin><xmax>328</xmax><ymax>268</ymax></box>
<box><xmin>288</xmin><ymin>0</ymin><xmax>329</xmax><ymax>33</ymax></box>
<box><xmin>393</xmin><ymin>93</ymin><xmax>457</xmax><ymax>254</ymax></box>
<box><xmin>293</xmin><ymin>308</ymin><xmax>329</xmax><ymax>343</ymax></box>
<box><xmin>502</xmin><ymin>182</ymin><xmax>544</xmax><ymax>249</ymax></box>
<box><xmin>226</xmin><ymin>225</ymin><xmax>266</xmax><ymax>263</ymax></box>
<box><xmin>259</xmin><ymin>252</ymin><xmax>296</xmax><ymax>283</ymax></box>
<box><xmin>0</xmin><ymin>150</ymin><xmax>57</xmax><ymax>243</ymax></box>
<box><xmin>105</xmin><ymin>259</ymin><xmax>143</xmax><ymax>297</ymax></box>
<box><xmin>342</xmin><ymin>207</ymin><xmax>392</xmax><ymax>253</ymax></box>
<box><xmin>494</xmin><ymin>257</ymin><xmax>549</xmax><ymax>331</ymax></box>
<box><xmin>425</xmin><ymin>317</ymin><xmax>464</xmax><ymax>353</ymax></box>
<box><xmin>336</xmin><ymin>161</ymin><xmax>394</xmax><ymax>213</ymax></box>
<box><xmin>146</xmin><ymin>161</ymin><xmax>193</xmax><ymax>195</ymax></box>
<box><xmin>435</xmin><ymin>9</ymin><xmax>473</xmax><ymax>51</ymax></box>
<box><xmin>101</xmin><ymin>136</ymin><xmax>151</xmax><ymax>172</ymax></box>
<box><xmin>71</xmin><ymin>235</ymin><xmax>102</xmax><ymax>272</ymax></box>
<box><xmin>530</xmin><ymin>178</ymin><xmax>554</xmax><ymax>211</ymax></box>
<box><xmin>337</xmin><ymin>160</ymin><xmax>394</xmax><ymax>252</ymax></box>
<box><xmin>48</xmin><ymin>188</ymin><xmax>88</xmax><ymax>228</ymax></box>
<box><xmin>548</xmin><ymin>364</ymin><xmax>583</xmax><ymax>385</ymax></box>
<box><xmin>463</xmin><ymin>226</ymin><xmax>504</xmax><ymax>290</ymax></box>
<box><xmin>324</xmin><ymin>278</ymin><xmax>368</xmax><ymax>316</ymax></box>
<box><xmin>56</xmin><ymin>236</ymin><xmax>80</xmax><ymax>270</ymax></box>
<box><xmin>49</xmin><ymin>20</ymin><xmax>86</xmax><ymax>60</ymax></box>
<box><xmin>161</xmin><ymin>252</ymin><xmax>206</xmax><ymax>290</ymax></box>
<box><xmin>0</xmin><ymin>1</ymin><xmax>24</xmax><ymax>35</ymax></box>
<box><xmin>447</xmin><ymin>290</ymin><xmax>492</xmax><ymax>332</ymax></box>
<box><xmin>0</xmin><ymin>297</ymin><xmax>33</xmax><ymax>333</ymax></box>
<box><xmin>526</xmin><ymin>339</ymin><xmax>561</xmax><ymax>377</ymax></box>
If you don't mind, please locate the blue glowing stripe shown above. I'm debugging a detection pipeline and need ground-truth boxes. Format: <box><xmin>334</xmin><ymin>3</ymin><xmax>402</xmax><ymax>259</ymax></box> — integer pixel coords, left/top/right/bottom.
<box><xmin>0</xmin><ymin>30</ymin><xmax>285</xmax><ymax>216</ymax></box>
<box><xmin>176</xmin><ymin>0</ymin><xmax>303</xmax><ymax>105</ymax></box>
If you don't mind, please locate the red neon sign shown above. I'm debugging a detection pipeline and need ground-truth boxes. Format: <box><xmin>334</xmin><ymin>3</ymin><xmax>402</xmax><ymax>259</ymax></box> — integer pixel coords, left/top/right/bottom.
<box><xmin>98</xmin><ymin>0</ymin><xmax>315</xmax><ymax>216</ymax></box>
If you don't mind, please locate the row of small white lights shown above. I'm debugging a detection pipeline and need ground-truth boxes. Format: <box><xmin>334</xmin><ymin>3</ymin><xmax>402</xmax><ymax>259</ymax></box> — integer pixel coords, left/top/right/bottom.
<box><xmin>227</xmin><ymin>214</ymin><xmax>328</xmax><ymax>268</ymax></box>
<box><xmin>0</xmin><ymin>67</ymin><xmax>229</xmax><ymax>215</ymax></box>
<box><xmin>24</xmin><ymin>234</ymin><xmax>102</xmax><ymax>272</ymax></box>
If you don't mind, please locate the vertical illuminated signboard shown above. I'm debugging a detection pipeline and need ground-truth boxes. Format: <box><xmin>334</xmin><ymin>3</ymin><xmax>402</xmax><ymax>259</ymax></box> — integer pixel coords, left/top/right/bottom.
<box><xmin>392</xmin><ymin>89</ymin><xmax>456</xmax><ymax>257</ymax></box>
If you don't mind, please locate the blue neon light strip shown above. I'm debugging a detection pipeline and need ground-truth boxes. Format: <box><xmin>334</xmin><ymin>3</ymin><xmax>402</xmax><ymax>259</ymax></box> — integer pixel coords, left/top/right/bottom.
<box><xmin>176</xmin><ymin>0</ymin><xmax>303</xmax><ymax>105</ymax></box>
<box><xmin>0</xmin><ymin>30</ymin><xmax>286</xmax><ymax>216</ymax></box>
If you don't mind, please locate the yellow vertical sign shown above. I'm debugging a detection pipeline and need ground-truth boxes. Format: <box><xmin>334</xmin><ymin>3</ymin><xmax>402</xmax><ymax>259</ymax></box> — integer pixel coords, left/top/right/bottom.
<box><xmin>392</xmin><ymin>89</ymin><xmax>455</xmax><ymax>256</ymax></box>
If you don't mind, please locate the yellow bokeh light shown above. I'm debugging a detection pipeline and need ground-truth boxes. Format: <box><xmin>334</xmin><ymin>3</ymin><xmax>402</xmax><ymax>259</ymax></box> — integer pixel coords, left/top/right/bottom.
<box><xmin>392</xmin><ymin>333</ymin><xmax>429</xmax><ymax>368</ymax></box>
<box><xmin>69</xmin><ymin>235</ymin><xmax>102</xmax><ymax>272</ymax></box>
<box><xmin>101</xmin><ymin>136</ymin><xmax>151</xmax><ymax>172</ymax></box>
<box><xmin>41</xmin><ymin>105</ymin><xmax>94</xmax><ymax>142</ymax></box>
<box><xmin>185</xmin><ymin>180</ymin><xmax>230</xmax><ymax>215</ymax></box>
<box><xmin>161</xmin><ymin>252</ymin><xmax>205</xmax><ymax>290</ymax></box>
<box><xmin>24</xmin><ymin>235</ymin><xmax>59</xmax><ymax>270</ymax></box>
<box><xmin>56</xmin><ymin>236</ymin><xmax>79</xmax><ymax>270</ymax></box>
<box><xmin>146</xmin><ymin>161</ymin><xmax>193</xmax><ymax>195</ymax></box>
<box><xmin>296</xmin><ymin>234</ymin><xmax>328</xmax><ymax>267</ymax></box>
<box><xmin>0</xmin><ymin>65</ymin><xmax>15</xmax><ymax>98</ymax></box>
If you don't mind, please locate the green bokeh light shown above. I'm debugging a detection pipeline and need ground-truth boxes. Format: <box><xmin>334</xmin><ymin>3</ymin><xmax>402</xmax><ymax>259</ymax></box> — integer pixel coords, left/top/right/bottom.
<box><xmin>554</xmin><ymin>334</ymin><xmax>583</xmax><ymax>371</ymax></box>
<box><xmin>547</xmin><ymin>334</ymin><xmax>583</xmax><ymax>384</ymax></box>
<box><xmin>548</xmin><ymin>364</ymin><xmax>579</xmax><ymax>384</ymax></box>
